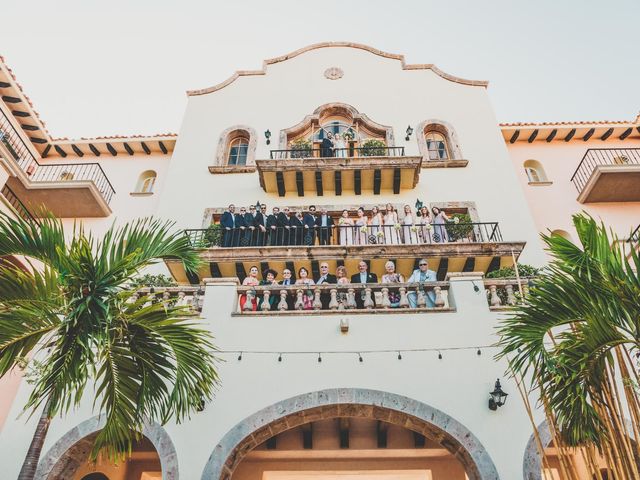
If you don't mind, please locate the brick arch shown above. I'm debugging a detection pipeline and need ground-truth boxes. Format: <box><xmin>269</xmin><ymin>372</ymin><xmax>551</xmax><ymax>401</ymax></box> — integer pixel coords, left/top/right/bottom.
<box><xmin>416</xmin><ymin>119</ymin><xmax>463</xmax><ymax>162</ymax></box>
<box><xmin>35</xmin><ymin>416</ymin><xmax>178</xmax><ymax>480</ymax></box>
<box><xmin>201</xmin><ymin>388</ymin><xmax>500</xmax><ymax>480</ymax></box>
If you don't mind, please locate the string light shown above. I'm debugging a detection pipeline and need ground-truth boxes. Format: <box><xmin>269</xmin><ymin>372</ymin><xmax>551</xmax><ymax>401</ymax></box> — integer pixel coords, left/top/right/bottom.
<box><xmin>358</xmin><ymin>353</ymin><xmax>363</xmax><ymax>363</ymax></box>
<box><xmin>477</xmin><ymin>348</ymin><xmax>482</xmax><ymax>356</ymax></box>
<box><xmin>237</xmin><ymin>351</ymin><xmax>243</xmax><ymax>361</ymax></box>
<box><xmin>438</xmin><ymin>351</ymin><xmax>442</xmax><ymax>360</ymax></box>
<box><xmin>397</xmin><ymin>351</ymin><xmax>402</xmax><ymax>360</ymax></box>
<box><xmin>318</xmin><ymin>353</ymin><xmax>322</xmax><ymax>363</ymax></box>
<box><xmin>278</xmin><ymin>353</ymin><xmax>282</xmax><ymax>362</ymax></box>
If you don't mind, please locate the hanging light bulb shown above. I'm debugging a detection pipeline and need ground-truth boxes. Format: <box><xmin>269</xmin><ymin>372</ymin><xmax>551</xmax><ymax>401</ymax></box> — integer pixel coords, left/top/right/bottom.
<box><xmin>318</xmin><ymin>353</ymin><xmax>322</xmax><ymax>363</ymax></box>
<box><xmin>237</xmin><ymin>352</ymin><xmax>243</xmax><ymax>361</ymax></box>
<box><xmin>358</xmin><ymin>353</ymin><xmax>363</xmax><ymax>363</ymax></box>
<box><xmin>438</xmin><ymin>352</ymin><xmax>442</xmax><ymax>360</ymax></box>
<box><xmin>477</xmin><ymin>349</ymin><xmax>482</xmax><ymax>356</ymax></box>
<box><xmin>278</xmin><ymin>353</ymin><xmax>282</xmax><ymax>362</ymax></box>
<box><xmin>397</xmin><ymin>351</ymin><xmax>402</xmax><ymax>360</ymax></box>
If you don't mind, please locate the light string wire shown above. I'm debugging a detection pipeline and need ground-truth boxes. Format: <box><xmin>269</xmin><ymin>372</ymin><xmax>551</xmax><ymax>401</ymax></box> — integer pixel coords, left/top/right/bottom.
<box><xmin>218</xmin><ymin>344</ymin><xmax>498</xmax><ymax>357</ymax></box>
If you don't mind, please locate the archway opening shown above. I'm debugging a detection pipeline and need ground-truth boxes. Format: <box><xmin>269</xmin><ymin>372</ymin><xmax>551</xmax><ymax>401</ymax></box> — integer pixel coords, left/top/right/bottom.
<box><xmin>48</xmin><ymin>433</ymin><xmax>162</xmax><ymax>480</ymax></box>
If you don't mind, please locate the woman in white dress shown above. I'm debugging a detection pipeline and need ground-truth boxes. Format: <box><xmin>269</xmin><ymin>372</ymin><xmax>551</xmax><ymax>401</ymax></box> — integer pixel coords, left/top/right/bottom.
<box><xmin>338</xmin><ymin>209</ymin><xmax>355</xmax><ymax>246</ymax></box>
<box><xmin>417</xmin><ymin>206</ymin><xmax>433</xmax><ymax>244</ymax></box>
<box><xmin>383</xmin><ymin>203</ymin><xmax>400</xmax><ymax>245</ymax></box>
<box><xmin>354</xmin><ymin>207</ymin><xmax>368</xmax><ymax>245</ymax></box>
<box><xmin>402</xmin><ymin>204</ymin><xmax>418</xmax><ymax>244</ymax></box>
<box><xmin>369</xmin><ymin>205</ymin><xmax>383</xmax><ymax>243</ymax></box>
<box><xmin>333</xmin><ymin>133</ymin><xmax>347</xmax><ymax>158</ymax></box>
<box><xmin>431</xmin><ymin>206</ymin><xmax>451</xmax><ymax>243</ymax></box>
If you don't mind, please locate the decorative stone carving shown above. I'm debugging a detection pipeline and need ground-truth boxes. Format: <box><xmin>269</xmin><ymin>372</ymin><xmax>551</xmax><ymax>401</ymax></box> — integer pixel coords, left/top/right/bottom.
<box><xmin>324</xmin><ymin>67</ymin><xmax>344</xmax><ymax>80</ymax></box>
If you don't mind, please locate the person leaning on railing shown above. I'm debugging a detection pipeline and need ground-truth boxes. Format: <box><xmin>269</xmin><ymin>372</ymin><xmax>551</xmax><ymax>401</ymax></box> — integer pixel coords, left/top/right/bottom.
<box><xmin>381</xmin><ymin>260</ymin><xmax>405</xmax><ymax>308</ymax></box>
<box><xmin>407</xmin><ymin>259</ymin><xmax>437</xmax><ymax>308</ymax></box>
<box><xmin>240</xmin><ymin>265</ymin><xmax>260</xmax><ymax>311</ymax></box>
<box><xmin>258</xmin><ymin>268</ymin><xmax>278</xmax><ymax>311</ymax></box>
<box><xmin>294</xmin><ymin>267</ymin><xmax>315</xmax><ymax>310</ymax></box>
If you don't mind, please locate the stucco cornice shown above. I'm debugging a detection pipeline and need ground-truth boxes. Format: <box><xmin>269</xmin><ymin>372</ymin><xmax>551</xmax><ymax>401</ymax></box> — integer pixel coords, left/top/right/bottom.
<box><xmin>187</xmin><ymin>42</ymin><xmax>489</xmax><ymax>96</ymax></box>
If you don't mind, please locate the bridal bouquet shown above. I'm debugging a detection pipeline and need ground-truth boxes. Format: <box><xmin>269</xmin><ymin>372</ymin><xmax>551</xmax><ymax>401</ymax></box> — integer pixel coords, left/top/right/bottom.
<box><xmin>338</xmin><ymin>218</ymin><xmax>346</xmax><ymax>225</ymax></box>
<box><xmin>425</xmin><ymin>223</ymin><xmax>433</xmax><ymax>231</ymax></box>
<box><xmin>410</xmin><ymin>226</ymin><xmax>418</xmax><ymax>233</ymax></box>
<box><xmin>359</xmin><ymin>226</ymin><xmax>368</xmax><ymax>233</ymax></box>
<box><xmin>376</xmin><ymin>231</ymin><xmax>385</xmax><ymax>238</ymax></box>
<box><xmin>394</xmin><ymin>223</ymin><xmax>401</xmax><ymax>230</ymax></box>
<box><xmin>453</xmin><ymin>217</ymin><xmax>460</xmax><ymax>225</ymax></box>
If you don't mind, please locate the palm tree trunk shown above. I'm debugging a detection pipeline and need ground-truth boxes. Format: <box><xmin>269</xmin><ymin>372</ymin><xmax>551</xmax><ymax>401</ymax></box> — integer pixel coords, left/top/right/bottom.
<box><xmin>17</xmin><ymin>396</ymin><xmax>52</xmax><ymax>480</ymax></box>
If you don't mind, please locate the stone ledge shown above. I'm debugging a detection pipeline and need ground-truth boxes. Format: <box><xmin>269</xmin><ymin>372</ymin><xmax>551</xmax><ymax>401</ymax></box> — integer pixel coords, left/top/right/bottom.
<box><xmin>208</xmin><ymin>165</ymin><xmax>257</xmax><ymax>174</ymax></box>
<box><xmin>422</xmin><ymin>159</ymin><xmax>469</xmax><ymax>168</ymax></box>
<box><xmin>527</xmin><ymin>181</ymin><xmax>553</xmax><ymax>186</ymax></box>
<box><xmin>231</xmin><ymin>307</ymin><xmax>455</xmax><ymax>317</ymax></box>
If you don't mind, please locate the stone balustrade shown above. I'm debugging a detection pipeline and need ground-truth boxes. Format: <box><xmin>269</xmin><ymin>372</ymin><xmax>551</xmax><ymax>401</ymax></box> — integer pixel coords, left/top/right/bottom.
<box><xmin>130</xmin><ymin>286</ymin><xmax>205</xmax><ymax>312</ymax></box>
<box><xmin>483</xmin><ymin>277</ymin><xmax>533</xmax><ymax>309</ymax></box>
<box><xmin>235</xmin><ymin>282</ymin><xmax>450</xmax><ymax>314</ymax></box>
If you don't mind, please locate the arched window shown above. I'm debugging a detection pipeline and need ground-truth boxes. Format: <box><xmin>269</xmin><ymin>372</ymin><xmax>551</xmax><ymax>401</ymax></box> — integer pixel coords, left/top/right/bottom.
<box><xmin>523</xmin><ymin>159</ymin><xmax>548</xmax><ymax>183</ymax></box>
<box><xmin>135</xmin><ymin>170</ymin><xmax>157</xmax><ymax>193</ymax></box>
<box><xmin>81</xmin><ymin>473</ymin><xmax>110</xmax><ymax>480</ymax></box>
<box><xmin>227</xmin><ymin>136</ymin><xmax>249</xmax><ymax>165</ymax></box>
<box><xmin>425</xmin><ymin>131</ymin><xmax>449</xmax><ymax>160</ymax></box>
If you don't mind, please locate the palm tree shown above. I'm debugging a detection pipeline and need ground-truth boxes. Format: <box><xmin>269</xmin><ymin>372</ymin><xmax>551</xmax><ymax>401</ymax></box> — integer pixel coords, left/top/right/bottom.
<box><xmin>497</xmin><ymin>213</ymin><xmax>640</xmax><ymax>479</ymax></box>
<box><xmin>0</xmin><ymin>211</ymin><xmax>219</xmax><ymax>480</ymax></box>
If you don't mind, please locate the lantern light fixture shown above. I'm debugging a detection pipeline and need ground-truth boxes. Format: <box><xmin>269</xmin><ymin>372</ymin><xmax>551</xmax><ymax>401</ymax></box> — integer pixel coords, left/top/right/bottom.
<box><xmin>488</xmin><ymin>378</ymin><xmax>508</xmax><ymax>410</ymax></box>
<box><xmin>405</xmin><ymin>125</ymin><xmax>414</xmax><ymax>141</ymax></box>
<box><xmin>264</xmin><ymin>129</ymin><xmax>271</xmax><ymax>145</ymax></box>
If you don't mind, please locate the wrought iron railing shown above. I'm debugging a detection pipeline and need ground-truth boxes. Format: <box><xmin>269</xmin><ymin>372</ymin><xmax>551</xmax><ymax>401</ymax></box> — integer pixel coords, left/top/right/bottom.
<box><xmin>0</xmin><ymin>108</ymin><xmax>115</xmax><ymax>205</ymax></box>
<box><xmin>185</xmin><ymin>222</ymin><xmax>502</xmax><ymax>248</ymax></box>
<box><xmin>1</xmin><ymin>184</ymin><xmax>37</xmax><ymax>223</ymax></box>
<box><xmin>570</xmin><ymin>148</ymin><xmax>640</xmax><ymax>193</ymax></box>
<box><xmin>630</xmin><ymin>224</ymin><xmax>640</xmax><ymax>244</ymax></box>
<box><xmin>236</xmin><ymin>282</ymin><xmax>450</xmax><ymax>313</ymax></box>
<box><xmin>269</xmin><ymin>146</ymin><xmax>405</xmax><ymax>160</ymax></box>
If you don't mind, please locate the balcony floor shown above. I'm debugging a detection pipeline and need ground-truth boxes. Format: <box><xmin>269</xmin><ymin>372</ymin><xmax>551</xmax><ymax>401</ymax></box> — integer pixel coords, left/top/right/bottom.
<box><xmin>577</xmin><ymin>165</ymin><xmax>640</xmax><ymax>203</ymax></box>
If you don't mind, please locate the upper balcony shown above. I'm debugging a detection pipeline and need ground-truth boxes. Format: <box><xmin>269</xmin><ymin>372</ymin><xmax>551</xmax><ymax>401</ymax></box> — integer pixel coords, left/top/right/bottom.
<box><xmin>256</xmin><ymin>146</ymin><xmax>421</xmax><ymax>197</ymax></box>
<box><xmin>571</xmin><ymin>148</ymin><xmax>640</xmax><ymax>203</ymax></box>
<box><xmin>0</xmin><ymin>108</ymin><xmax>114</xmax><ymax>217</ymax></box>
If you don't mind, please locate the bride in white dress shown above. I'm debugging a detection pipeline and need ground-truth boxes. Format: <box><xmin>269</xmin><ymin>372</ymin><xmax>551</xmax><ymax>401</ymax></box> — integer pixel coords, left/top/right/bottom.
<box><xmin>383</xmin><ymin>203</ymin><xmax>400</xmax><ymax>244</ymax></box>
<box><xmin>333</xmin><ymin>133</ymin><xmax>347</xmax><ymax>158</ymax></box>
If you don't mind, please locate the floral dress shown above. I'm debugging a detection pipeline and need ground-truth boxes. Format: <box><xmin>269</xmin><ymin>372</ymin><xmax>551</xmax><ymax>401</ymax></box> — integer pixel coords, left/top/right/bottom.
<box><xmin>382</xmin><ymin>273</ymin><xmax>404</xmax><ymax>307</ymax></box>
<box><xmin>240</xmin><ymin>276</ymin><xmax>259</xmax><ymax>311</ymax></box>
<box><xmin>295</xmin><ymin>278</ymin><xmax>315</xmax><ymax>310</ymax></box>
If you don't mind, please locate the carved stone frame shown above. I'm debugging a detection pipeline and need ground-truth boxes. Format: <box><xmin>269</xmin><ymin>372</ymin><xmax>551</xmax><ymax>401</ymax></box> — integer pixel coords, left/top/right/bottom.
<box><xmin>212</xmin><ymin>125</ymin><xmax>258</xmax><ymax>170</ymax></box>
<box><xmin>416</xmin><ymin>119</ymin><xmax>464</xmax><ymax>163</ymax></box>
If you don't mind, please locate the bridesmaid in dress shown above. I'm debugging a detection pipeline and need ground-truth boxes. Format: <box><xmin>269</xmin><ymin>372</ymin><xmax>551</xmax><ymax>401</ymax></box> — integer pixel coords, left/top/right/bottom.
<box><xmin>339</xmin><ymin>209</ymin><xmax>355</xmax><ymax>246</ymax></box>
<box><xmin>431</xmin><ymin>206</ymin><xmax>451</xmax><ymax>243</ymax></box>
<box><xmin>369</xmin><ymin>205</ymin><xmax>383</xmax><ymax>243</ymax></box>
<box><xmin>354</xmin><ymin>207</ymin><xmax>368</xmax><ymax>245</ymax></box>
<box><xmin>417</xmin><ymin>206</ymin><xmax>433</xmax><ymax>244</ymax></box>
<box><xmin>383</xmin><ymin>203</ymin><xmax>400</xmax><ymax>244</ymax></box>
<box><xmin>402</xmin><ymin>205</ymin><xmax>418</xmax><ymax>244</ymax></box>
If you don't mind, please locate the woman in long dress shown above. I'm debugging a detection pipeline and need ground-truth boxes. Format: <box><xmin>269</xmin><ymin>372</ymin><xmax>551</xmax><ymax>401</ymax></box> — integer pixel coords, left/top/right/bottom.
<box><xmin>354</xmin><ymin>207</ymin><xmax>368</xmax><ymax>245</ymax></box>
<box><xmin>402</xmin><ymin>204</ymin><xmax>418</xmax><ymax>244</ymax></box>
<box><xmin>383</xmin><ymin>203</ymin><xmax>400</xmax><ymax>245</ymax></box>
<box><xmin>333</xmin><ymin>133</ymin><xmax>347</xmax><ymax>158</ymax></box>
<box><xmin>369</xmin><ymin>205</ymin><xmax>383</xmax><ymax>243</ymax></box>
<box><xmin>295</xmin><ymin>267</ymin><xmax>315</xmax><ymax>310</ymax></box>
<box><xmin>417</xmin><ymin>206</ymin><xmax>433</xmax><ymax>244</ymax></box>
<box><xmin>381</xmin><ymin>260</ymin><xmax>405</xmax><ymax>308</ymax></box>
<box><xmin>239</xmin><ymin>265</ymin><xmax>260</xmax><ymax>311</ymax></box>
<box><xmin>431</xmin><ymin>206</ymin><xmax>451</xmax><ymax>243</ymax></box>
<box><xmin>338</xmin><ymin>209</ymin><xmax>355</xmax><ymax>246</ymax></box>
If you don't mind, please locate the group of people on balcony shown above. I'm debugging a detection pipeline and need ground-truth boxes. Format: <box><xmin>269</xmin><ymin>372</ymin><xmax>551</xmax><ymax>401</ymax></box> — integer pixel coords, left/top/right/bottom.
<box><xmin>239</xmin><ymin>259</ymin><xmax>437</xmax><ymax>312</ymax></box>
<box><xmin>219</xmin><ymin>203</ymin><xmax>457</xmax><ymax>248</ymax></box>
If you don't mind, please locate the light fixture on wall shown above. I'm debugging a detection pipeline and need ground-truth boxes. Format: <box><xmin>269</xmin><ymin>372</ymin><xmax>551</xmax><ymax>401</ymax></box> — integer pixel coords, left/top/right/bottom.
<box><xmin>488</xmin><ymin>379</ymin><xmax>508</xmax><ymax>410</ymax></box>
<box><xmin>264</xmin><ymin>129</ymin><xmax>271</xmax><ymax>145</ymax></box>
<box><xmin>405</xmin><ymin>125</ymin><xmax>414</xmax><ymax>141</ymax></box>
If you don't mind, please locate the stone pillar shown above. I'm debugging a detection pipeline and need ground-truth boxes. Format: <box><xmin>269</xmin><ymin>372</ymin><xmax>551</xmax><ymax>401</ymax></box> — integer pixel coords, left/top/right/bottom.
<box><xmin>261</xmin><ymin>289</ymin><xmax>271</xmax><ymax>311</ymax></box>
<box><xmin>381</xmin><ymin>287</ymin><xmax>391</xmax><ymax>309</ymax></box>
<box><xmin>489</xmin><ymin>285</ymin><xmax>501</xmax><ymax>307</ymax></box>
<box><xmin>294</xmin><ymin>289</ymin><xmax>304</xmax><ymax>310</ymax></box>
<box><xmin>312</xmin><ymin>287</ymin><xmax>323</xmax><ymax>310</ymax></box>
<box><xmin>434</xmin><ymin>286</ymin><xmax>445</xmax><ymax>307</ymax></box>
<box><xmin>416</xmin><ymin>287</ymin><xmax>426</xmax><ymax>308</ymax></box>
<box><xmin>278</xmin><ymin>290</ymin><xmax>288</xmax><ymax>311</ymax></box>
<box><xmin>505</xmin><ymin>284</ymin><xmax>516</xmax><ymax>306</ymax></box>
<box><xmin>399</xmin><ymin>287</ymin><xmax>409</xmax><ymax>308</ymax></box>
<box><xmin>243</xmin><ymin>289</ymin><xmax>255</xmax><ymax>312</ymax></box>
<box><xmin>347</xmin><ymin>288</ymin><xmax>357</xmax><ymax>309</ymax></box>
<box><xmin>329</xmin><ymin>289</ymin><xmax>339</xmax><ymax>310</ymax></box>
<box><xmin>363</xmin><ymin>287</ymin><xmax>374</xmax><ymax>309</ymax></box>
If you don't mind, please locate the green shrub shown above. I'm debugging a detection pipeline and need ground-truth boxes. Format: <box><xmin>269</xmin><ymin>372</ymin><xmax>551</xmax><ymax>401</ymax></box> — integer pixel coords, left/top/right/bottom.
<box><xmin>486</xmin><ymin>264</ymin><xmax>540</xmax><ymax>279</ymax></box>
<box><xmin>130</xmin><ymin>273</ymin><xmax>177</xmax><ymax>287</ymax></box>
<box><xmin>360</xmin><ymin>139</ymin><xmax>387</xmax><ymax>157</ymax></box>
<box><xmin>203</xmin><ymin>223</ymin><xmax>222</xmax><ymax>247</ymax></box>
<box><xmin>446</xmin><ymin>213</ymin><xmax>473</xmax><ymax>241</ymax></box>
<box><xmin>290</xmin><ymin>138</ymin><xmax>313</xmax><ymax>158</ymax></box>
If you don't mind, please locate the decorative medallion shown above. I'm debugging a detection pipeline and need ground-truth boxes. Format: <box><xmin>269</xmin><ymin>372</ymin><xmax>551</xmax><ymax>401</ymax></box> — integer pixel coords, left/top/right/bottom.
<box><xmin>324</xmin><ymin>67</ymin><xmax>344</xmax><ymax>80</ymax></box>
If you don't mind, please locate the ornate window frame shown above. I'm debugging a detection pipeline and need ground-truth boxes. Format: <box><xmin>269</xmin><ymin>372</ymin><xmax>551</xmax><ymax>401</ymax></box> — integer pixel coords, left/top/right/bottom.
<box><xmin>416</xmin><ymin>119</ymin><xmax>464</xmax><ymax>164</ymax></box>
<box><xmin>211</xmin><ymin>125</ymin><xmax>257</xmax><ymax>173</ymax></box>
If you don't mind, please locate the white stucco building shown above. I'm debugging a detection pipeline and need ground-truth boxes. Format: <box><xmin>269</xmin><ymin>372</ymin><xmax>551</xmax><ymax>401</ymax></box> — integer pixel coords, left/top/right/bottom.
<box><xmin>1</xmin><ymin>43</ymin><xmax>639</xmax><ymax>480</ymax></box>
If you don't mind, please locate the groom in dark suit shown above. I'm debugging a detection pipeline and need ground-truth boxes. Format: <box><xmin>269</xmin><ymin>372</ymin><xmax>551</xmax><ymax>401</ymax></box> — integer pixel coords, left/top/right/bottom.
<box><xmin>320</xmin><ymin>132</ymin><xmax>334</xmax><ymax>158</ymax></box>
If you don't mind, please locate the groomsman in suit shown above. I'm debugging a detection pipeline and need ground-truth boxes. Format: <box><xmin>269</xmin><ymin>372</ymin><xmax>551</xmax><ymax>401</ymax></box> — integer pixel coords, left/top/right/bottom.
<box><xmin>220</xmin><ymin>204</ymin><xmax>237</xmax><ymax>247</ymax></box>
<box><xmin>315</xmin><ymin>207</ymin><xmax>334</xmax><ymax>245</ymax></box>
<box><xmin>266</xmin><ymin>207</ymin><xmax>279</xmax><ymax>246</ymax></box>
<box><xmin>257</xmin><ymin>204</ymin><xmax>268</xmax><ymax>245</ymax></box>
<box><xmin>235</xmin><ymin>206</ymin><xmax>248</xmax><ymax>247</ymax></box>
<box><xmin>350</xmin><ymin>260</ymin><xmax>379</xmax><ymax>308</ymax></box>
<box><xmin>303</xmin><ymin>205</ymin><xmax>317</xmax><ymax>246</ymax></box>
<box><xmin>243</xmin><ymin>205</ymin><xmax>257</xmax><ymax>246</ymax></box>
<box><xmin>315</xmin><ymin>261</ymin><xmax>337</xmax><ymax>309</ymax></box>
<box><xmin>276</xmin><ymin>207</ymin><xmax>291</xmax><ymax>246</ymax></box>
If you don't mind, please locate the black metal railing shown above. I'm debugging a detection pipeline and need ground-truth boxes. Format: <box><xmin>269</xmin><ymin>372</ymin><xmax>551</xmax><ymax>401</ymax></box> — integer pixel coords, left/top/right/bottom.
<box><xmin>570</xmin><ymin>148</ymin><xmax>640</xmax><ymax>193</ymax></box>
<box><xmin>185</xmin><ymin>222</ymin><xmax>502</xmax><ymax>248</ymax></box>
<box><xmin>1</xmin><ymin>184</ymin><xmax>37</xmax><ymax>223</ymax></box>
<box><xmin>269</xmin><ymin>146</ymin><xmax>405</xmax><ymax>160</ymax></box>
<box><xmin>629</xmin><ymin>224</ymin><xmax>640</xmax><ymax>244</ymax></box>
<box><xmin>0</xmin><ymin>108</ymin><xmax>115</xmax><ymax>204</ymax></box>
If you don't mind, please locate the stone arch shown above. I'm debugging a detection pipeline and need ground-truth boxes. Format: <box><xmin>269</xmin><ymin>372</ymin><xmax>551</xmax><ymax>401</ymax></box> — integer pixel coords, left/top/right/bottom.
<box><xmin>278</xmin><ymin>102</ymin><xmax>395</xmax><ymax>148</ymax></box>
<box><xmin>523</xmin><ymin>160</ymin><xmax>548</xmax><ymax>183</ymax></box>
<box><xmin>201</xmin><ymin>388</ymin><xmax>500</xmax><ymax>480</ymax></box>
<box><xmin>214</xmin><ymin>125</ymin><xmax>258</xmax><ymax>166</ymax></box>
<box><xmin>35</xmin><ymin>416</ymin><xmax>178</xmax><ymax>480</ymax></box>
<box><xmin>416</xmin><ymin>119</ymin><xmax>463</xmax><ymax>162</ymax></box>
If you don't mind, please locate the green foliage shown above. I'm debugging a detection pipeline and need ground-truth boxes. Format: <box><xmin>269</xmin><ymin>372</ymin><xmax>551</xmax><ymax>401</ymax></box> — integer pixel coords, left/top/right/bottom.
<box><xmin>0</xmin><ymin>211</ymin><xmax>218</xmax><ymax>461</ymax></box>
<box><xmin>486</xmin><ymin>264</ymin><xmax>540</xmax><ymax>279</ymax></box>
<box><xmin>203</xmin><ymin>223</ymin><xmax>222</xmax><ymax>247</ymax></box>
<box><xmin>290</xmin><ymin>138</ymin><xmax>313</xmax><ymax>158</ymax></box>
<box><xmin>360</xmin><ymin>138</ymin><xmax>387</xmax><ymax>156</ymax></box>
<box><xmin>445</xmin><ymin>213</ymin><xmax>473</xmax><ymax>241</ymax></box>
<box><xmin>496</xmin><ymin>213</ymin><xmax>640</xmax><ymax>446</ymax></box>
<box><xmin>129</xmin><ymin>274</ymin><xmax>177</xmax><ymax>287</ymax></box>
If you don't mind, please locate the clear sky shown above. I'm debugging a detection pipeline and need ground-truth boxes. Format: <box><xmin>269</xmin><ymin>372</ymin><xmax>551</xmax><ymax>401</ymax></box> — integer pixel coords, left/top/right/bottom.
<box><xmin>1</xmin><ymin>0</ymin><xmax>639</xmax><ymax>139</ymax></box>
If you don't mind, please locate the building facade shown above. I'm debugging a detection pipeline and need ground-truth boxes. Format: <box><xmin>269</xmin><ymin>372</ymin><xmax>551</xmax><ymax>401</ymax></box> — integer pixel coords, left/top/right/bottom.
<box><xmin>0</xmin><ymin>43</ymin><xmax>638</xmax><ymax>480</ymax></box>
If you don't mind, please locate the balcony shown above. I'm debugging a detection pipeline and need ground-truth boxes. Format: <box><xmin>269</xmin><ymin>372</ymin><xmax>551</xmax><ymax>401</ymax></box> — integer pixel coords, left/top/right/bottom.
<box><xmin>0</xmin><ymin>108</ymin><xmax>115</xmax><ymax>217</ymax></box>
<box><xmin>1</xmin><ymin>184</ymin><xmax>37</xmax><ymax>222</ymax></box>
<box><xmin>169</xmin><ymin>222</ymin><xmax>525</xmax><ymax>285</ymax></box>
<box><xmin>571</xmin><ymin>148</ymin><xmax>640</xmax><ymax>203</ymax></box>
<box><xmin>256</xmin><ymin>147</ymin><xmax>421</xmax><ymax>197</ymax></box>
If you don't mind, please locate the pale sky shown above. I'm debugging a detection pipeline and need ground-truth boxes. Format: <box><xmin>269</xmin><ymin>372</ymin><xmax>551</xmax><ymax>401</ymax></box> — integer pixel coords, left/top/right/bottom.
<box><xmin>1</xmin><ymin>0</ymin><xmax>639</xmax><ymax>139</ymax></box>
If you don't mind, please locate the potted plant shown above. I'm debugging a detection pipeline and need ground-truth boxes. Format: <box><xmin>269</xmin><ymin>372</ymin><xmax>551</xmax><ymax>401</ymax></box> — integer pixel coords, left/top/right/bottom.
<box><xmin>360</xmin><ymin>139</ymin><xmax>387</xmax><ymax>157</ymax></box>
<box><xmin>446</xmin><ymin>213</ymin><xmax>474</xmax><ymax>242</ymax></box>
<box><xmin>290</xmin><ymin>138</ymin><xmax>313</xmax><ymax>159</ymax></box>
<box><xmin>203</xmin><ymin>223</ymin><xmax>222</xmax><ymax>247</ymax></box>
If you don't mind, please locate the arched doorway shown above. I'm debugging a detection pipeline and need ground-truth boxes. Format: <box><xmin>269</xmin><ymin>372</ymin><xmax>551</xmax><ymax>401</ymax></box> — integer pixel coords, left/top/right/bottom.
<box><xmin>201</xmin><ymin>389</ymin><xmax>499</xmax><ymax>480</ymax></box>
<box><xmin>35</xmin><ymin>416</ymin><xmax>178</xmax><ymax>480</ymax></box>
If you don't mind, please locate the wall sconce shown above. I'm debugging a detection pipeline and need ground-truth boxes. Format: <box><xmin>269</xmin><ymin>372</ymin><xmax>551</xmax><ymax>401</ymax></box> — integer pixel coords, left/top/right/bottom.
<box><xmin>264</xmin><ymin>129</ymin><xmax>271</xmax><ymax>145</ymax></box>
<box><xmin>340</xmin><ymin>318</ymin><xmax>349</xmax><ymax>333</ymax></box>
<box><xmin>488</xmin><ymin>379</ymin><xmax>508</xmax><ymax>410</ymax></box>
<box><xmin>405</xmin><ymin>125</ymin><xmax>414</xmax><ymax>141</ymax></box>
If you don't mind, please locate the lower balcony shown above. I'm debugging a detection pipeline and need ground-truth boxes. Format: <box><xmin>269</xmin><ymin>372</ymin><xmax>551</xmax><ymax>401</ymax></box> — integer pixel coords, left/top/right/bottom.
<box><xmin>169</xmin><ymin>223</ymin><xmax>524</xmax><ymax>285</ymax></box>
<box><xmin>571</xmin><ymin>148</ymin><xmax>640</xmax><ymax>203</ymax></box>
